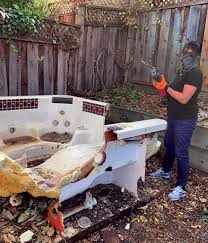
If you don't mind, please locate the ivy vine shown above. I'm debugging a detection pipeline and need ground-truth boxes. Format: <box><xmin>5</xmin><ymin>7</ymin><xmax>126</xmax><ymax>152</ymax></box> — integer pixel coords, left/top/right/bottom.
<box><xmin>0</xmin><ymin>5</ymin><xmax>47</xmax><ymax>40</ymax></box>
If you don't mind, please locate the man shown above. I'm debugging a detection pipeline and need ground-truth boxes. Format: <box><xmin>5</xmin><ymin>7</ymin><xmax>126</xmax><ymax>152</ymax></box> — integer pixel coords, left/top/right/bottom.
<box><xmin>151</xmin><ymin>41</ymin><xmax>203</xmax><ymax>201</ymax></box>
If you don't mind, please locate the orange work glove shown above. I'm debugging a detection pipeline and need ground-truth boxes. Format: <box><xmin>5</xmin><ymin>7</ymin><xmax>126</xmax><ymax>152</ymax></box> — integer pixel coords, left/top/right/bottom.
<box><xmin>152</xmin><ymin>75</ymin><xmax>168</xmax><ymax>90</ymax></box>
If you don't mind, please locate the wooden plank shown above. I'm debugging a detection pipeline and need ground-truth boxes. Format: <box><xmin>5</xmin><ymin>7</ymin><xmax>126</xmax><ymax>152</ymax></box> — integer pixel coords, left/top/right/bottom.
<box><xmin>21</xmin><ymin>42</ymin><xmax>28</xmax><ymax>95</ymax></box>
<box><xmin>68</xmin><ymin>50</ymin><xmax>74</xmax><ymax>92</ymax></box>
<box><xmin>91</xmin><ymin>27</ymin><xmax>101</xmax><ymax>90</ymax></box>
<box><xmin>76</xmin><ymin>6</ymin><xmax>85</xmax><ymax>91</ymax></box>
<box><xmin>57</xmin><ymin>49</ymin><xmax>65</xmax><ymax>94</ymax></box>
<box><xmin>156</xmin><ymin>9</ymin><xmax>172</xmax><ymax>74</ymax></box>
<box><xmin>142</xmin><ymin>11</ymin><xmax>158</xmax><ymax>84</ymax></box>
<box><xmin>106</xmin><ymin>27</ymin><xmax>117</xmax><ymax>88</ymax></box>
<box><xmin>97</xmin><ymin>26</ymin><xmax>105</xmax><ymax>90</ymax></box>
<box><xmin>186</xmin><ymin>5</ymin><xmax>201</xmax><ymax>42</ymax></box>
<box><xmin>64</xmin><ymin>51</ymin><xmax>69</xmax><ymax>94</ymax></box>
<box><xmin>167</xmin><ymin>8</ymin><xmax>183</xmax><ymax>83</ymax></box>
<box><xmin>201</xmin><ymin>9</ymin><xmax>208</xmax><ymax>92</ymax></box>
<box><xmin>0</xmin><ymin>39</ymin><xmax>8</xmax><ymax>95</ymax></box>
<box><xmin>124</xmin><ymin>28</ymin><xmax>134</xmax><ymax>84</ymax></box>
<box><xmin>139</xmin><ymin>12</ymin><xmax>149</xmax><ymax>84</ymax></box>
<box><xmin>132</xmin><ymin>13</ymin><xmax>145</xmax><ymax>83</ymax></box>
<box><xmin>38</xmin><ymin>45</ymin><xmax>44</xmax><ymax>95</ymax></box>
<box><xmin>43</xmin><ymin>45</ymin><xmax>54</xmax><ymax>95</ymax></box>
<box><xmin>85</xmin><ymin>26</ymin><xmax>93</xmax><ymax>90</ymax></box>
<box><xmin>27</xmin><ymin>43</ymin><xmax>39</xmax><ymax>95</ymax></box>
<box><xmin>198</xmin><ymin>4</ymin><xmax>208</xmax><ymax>45</ymax></box>
<box><xmin>9</xmin><ymin>41</ymin><xmax>21</xmax><ymax>96</ymax></box>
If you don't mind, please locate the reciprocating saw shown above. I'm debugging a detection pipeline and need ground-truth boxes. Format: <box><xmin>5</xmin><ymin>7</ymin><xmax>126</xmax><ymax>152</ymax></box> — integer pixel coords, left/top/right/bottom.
<box><xmin>141</xmin><ymin>60</ymin><xmax>167</xmax><ymax>105</ymax></box>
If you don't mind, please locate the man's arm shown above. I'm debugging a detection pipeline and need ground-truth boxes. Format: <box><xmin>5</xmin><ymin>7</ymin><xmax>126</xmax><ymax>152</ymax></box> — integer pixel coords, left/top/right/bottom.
<box><xmin>167</xmin><ymin>84</ymin><xmax>197</xmax><ymax>104</ymax></box>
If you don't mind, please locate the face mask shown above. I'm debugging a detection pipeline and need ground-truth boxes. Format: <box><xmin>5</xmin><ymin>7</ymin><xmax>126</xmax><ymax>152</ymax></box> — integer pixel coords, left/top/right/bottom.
<box><xmin>181</xmin><ymin>54</ymin><xmax>200</xmax><ymax>72</ymax></box>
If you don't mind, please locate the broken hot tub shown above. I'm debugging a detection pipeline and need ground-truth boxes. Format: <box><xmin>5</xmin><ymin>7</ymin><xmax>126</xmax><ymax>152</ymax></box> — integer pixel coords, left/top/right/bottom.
<box><xmin>0</xmin><ymin>95</ymin><xmax>166</xmax><ymax>231</ymax></box>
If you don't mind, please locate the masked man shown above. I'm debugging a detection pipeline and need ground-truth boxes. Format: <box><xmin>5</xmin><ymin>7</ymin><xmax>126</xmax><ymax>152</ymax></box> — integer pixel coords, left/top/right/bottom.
<box><xmin>151</xmin><ymin>41</ymin><xmax>203</xmax><ymax>201</ymax></box>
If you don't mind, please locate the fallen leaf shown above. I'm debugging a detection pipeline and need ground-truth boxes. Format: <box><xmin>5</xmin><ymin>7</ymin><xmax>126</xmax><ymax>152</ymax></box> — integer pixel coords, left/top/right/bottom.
<box><xmin>31</xmin><ymin>222</ymin><xmax>38</xmax><ymax>232</ymax></box>
<box><xmin>42</xmin><ymin>225</ymin><xmax>55</xmax><ymax>237</ymax></box>
<box><xmin>118</xmin><ymin>234</ymin><xmax>124</xmax><ymax>241</ymax></box>
<box><xmin>20</xmin><ymin>230</ymin><xmax>34</xmax><ymax>243</ymax></box>
<box><xmin>161</xmin><ymin>201</ymin><xmax>169</xmax><ymax>209</ymax></box>
<box><xmin>191</xmin><ymin>224</ymin><xmax>202</xmax><ymax>229</ymax></box>
<box><xmin>54</xmin><ymin>235</ymin><xmax>63</xmax><ymax>243</ymax></box>
<box><xmin>2</xmin><ymin>209</ymin><xmax>14</xmax><ymax>220</ymax></box>
<box><xmin>199</xmin><ymin>197</ymin><xmax>207</xmax><ymax>203</ymax></box>
<box><xmin>152</xmin><ymin>215</ymin><xmax>160</xmax><ymax>225</ymax></box>
<box><xmin>64</xmin><ymin>227</ymin><xmax>79</xmax><ymax>238</ymax></box>
<box><xmin>0</xmin><ymin>233</ymin><xmax>16</xmax><ymax>243</ymax></box>
<box><xmin>139</xmin><ymin>215</ymin><xmax>146</xmax><ymax>222</ymax></box>
<box><xmin>18</xmin><ymin>208</ymin><xmax>36</xmax><ymax>223</ymax></box>
<box><xmin>138</xmin><ymin>204</ymin><xmax>148</xmax><ymax>211</ymax></box>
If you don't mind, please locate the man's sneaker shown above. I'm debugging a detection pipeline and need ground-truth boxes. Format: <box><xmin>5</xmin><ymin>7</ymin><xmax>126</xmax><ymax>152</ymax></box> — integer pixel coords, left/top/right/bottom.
<box><xmin>150</xmin><ymin>168</ymin><xmax>171</xmax><ymax>179</ymax></box>
<box><xmin>168</xmin><ymin>186</ymin><xmax>186</xmax><ymax>201</ymax></box>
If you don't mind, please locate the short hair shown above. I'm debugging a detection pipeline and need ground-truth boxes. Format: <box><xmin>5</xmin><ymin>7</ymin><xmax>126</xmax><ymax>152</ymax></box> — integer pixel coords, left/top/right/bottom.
<box><xmin>184</xmin><ymin>41</ymin><xmax>201</xmax><ymax>56</ymax></box>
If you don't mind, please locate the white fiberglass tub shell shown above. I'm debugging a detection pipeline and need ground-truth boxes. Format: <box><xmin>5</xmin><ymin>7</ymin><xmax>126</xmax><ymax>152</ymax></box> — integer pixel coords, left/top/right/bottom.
<box><xmin>0</xmin><ymin>95</ymin><xmax>167</xmax><ymax>202</ymax></box>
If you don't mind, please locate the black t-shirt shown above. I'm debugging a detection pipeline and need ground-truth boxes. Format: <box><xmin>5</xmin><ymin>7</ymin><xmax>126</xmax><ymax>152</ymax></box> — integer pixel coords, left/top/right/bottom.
<box><xmin>167</xmin><ymin>67</ymin><xmax>203</xmax><ymax>120</ymax></box>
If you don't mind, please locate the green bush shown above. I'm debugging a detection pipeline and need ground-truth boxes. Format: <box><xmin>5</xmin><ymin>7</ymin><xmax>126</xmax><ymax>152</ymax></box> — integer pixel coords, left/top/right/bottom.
<box><xmin>0</xmin><ymin>0</ymin><xmax>55</xmax><ymax>38</ymax></box>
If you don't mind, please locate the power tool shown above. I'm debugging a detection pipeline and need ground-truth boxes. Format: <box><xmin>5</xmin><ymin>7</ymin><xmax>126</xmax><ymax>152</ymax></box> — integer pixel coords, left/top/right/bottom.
<box><xmin>141</xmin><ymin>60</ymin><xmax>167</xmax><ymax>105</ymax></box>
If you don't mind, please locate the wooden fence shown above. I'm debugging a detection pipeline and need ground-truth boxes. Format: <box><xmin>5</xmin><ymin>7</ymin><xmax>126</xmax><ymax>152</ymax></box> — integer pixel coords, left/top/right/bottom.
<box><xmin>0</xmin><ymin>19</ymin><xmax>80</xmax><ymax>96</ymax></box>
<box><xmin>0</xmin><ymin>1</ymin><xmax>208</xmax><ymax>96</ymax></box>
<box><xmin>76</xmin><ymin>2</ymin><xmax>208</xmax><ymax>92</ymax></box>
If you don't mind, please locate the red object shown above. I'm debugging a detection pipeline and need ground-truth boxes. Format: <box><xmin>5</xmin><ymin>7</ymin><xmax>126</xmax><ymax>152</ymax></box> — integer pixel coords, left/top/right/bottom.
<box><xmin>47</xmin><ymin>206</ymin><xmax>65</xmax><ymax>234</ymax></box>
<box><xmin>159</xmin><ymin>89</ymin><xmax>166</xmax><ymax>97</ymax></box>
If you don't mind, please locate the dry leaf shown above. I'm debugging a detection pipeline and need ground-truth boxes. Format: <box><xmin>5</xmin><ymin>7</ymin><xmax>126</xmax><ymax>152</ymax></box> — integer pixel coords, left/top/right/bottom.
<box><xmin>18</xmin><ymin>208</ymin><xmax>36</xmax><ymax>223</ymax></box>
<box><xmin>54</xmin><ymin>235</ymin><xmax>63</xmax><ymax>243</ymax></box>
<box><xmin>1</xmin><ymin>233</ymin><xmax>16</xmax><ymax>243</ymax></box>
<box><xmin>152</xmin><ymin>215</ymin><xmax>160</xmax><ymax>225</ymax></box>
<box><xmin>2</xmin><ymin>209</ymin><xmax>14</xmax><ymax>220</ymax></box>
<box><xmin>64</xmin><ymin>227</ymin><xmax>79</xmax><ymax>238</ymax></box>
<box><xmin>31</xmin><ymin>222</ymin><xmax>38</xmax><ymax>232</ymax></box>
<box><xmin>138</xmin><ymin>204</ymin><xmax>148</xmax><ymax>211</ymax></box>
<box><xmin>199</xmin><ymin>197</ymin><xmax>207</xmax><ymax>203</ymax></box>
<box><xmin>191</xmin><ymin>224</ymin><xmax>202</xmax><ymax>229</ymax></box>
<box><xmin>20</xmin><ymin>230</ymin><xmax>34</xmax><ymax>243</ymax></box>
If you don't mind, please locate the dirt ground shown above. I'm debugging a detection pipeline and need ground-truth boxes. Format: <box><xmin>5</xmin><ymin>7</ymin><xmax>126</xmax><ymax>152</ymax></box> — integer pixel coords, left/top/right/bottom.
<box><xmin>80</xmin><ymin>156</ymin><xmax>208</xmax><ymax>243</ymax></box>
<box><xmin>0</xmin><ymin>155</ymin><xmax>207</xmax><ymax>243</ymax></box>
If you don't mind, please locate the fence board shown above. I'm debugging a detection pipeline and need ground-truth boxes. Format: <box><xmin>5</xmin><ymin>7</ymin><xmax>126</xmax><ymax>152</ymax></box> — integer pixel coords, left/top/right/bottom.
<box><xmin>186</xmin><ymin>5</ymin><xmax>201</xmax><ymax>42</ymax></box>
<box><xmin>57</xmin><ymin>49</ymin><xmax>65</xmax><ymax>94</ymax></box>
<box><xmin>157</xmin><ymin>9</ymin><xmax>172</xmax><ymax>74</ymax></box>
<box><xmin>106</xmin><ymin>27</ymin><xmax>117</xmax><ymax>88</ymax></box>
<box><xmin>43</xmin><ymin>45</ymin><xmax>54</xmax><ymax>94</ymax></box>
<box><xmin>198</xmin><ymin>4</ymin><xmax>208</xmax><ymax>45</ymax></box>
<box><xmin>9</xmin><ymin>42</ymin><xmax>21</xmax><ymax>95</ymax></box>
<box><xmin>143</xmin><ymin>11</ymin><xmax>158</xmax><ymax>84</ymax></box>
<box><xmin>27</xmin><ymin>43</ymin><xmax>39</xmax><ymax>95</ymax></box>
<box><xmin>201</xmin><ymin>9</ymin><xmax>208</xmax><ymax>92</ymax></box>
<box><xmin>0</xmin><ymin>39</ymin><xmax>8</xmax><ymax>96</ymax></box>
<box><xmin>167</xmin><ymin>8</ymin><xmax>183</xmax><ymax>82</ymax></box>
<box><xmin>139</xmin><ymin>13</ymin><xmax>149</xmax><ymax>83</ymax></box>
<box><xmin>85</xmin><ymin>26</ymin><xmax>93</xmax><ymax>90</ymax></box>
<box><xmin>114</xmin><ymin>28</ymin><xmax>127</xmax><ymax>86</ymax></box>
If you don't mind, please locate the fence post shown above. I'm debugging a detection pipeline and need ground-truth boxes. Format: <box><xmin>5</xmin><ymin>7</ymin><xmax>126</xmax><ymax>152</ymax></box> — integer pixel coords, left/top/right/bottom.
<box><xmin>201</xmin><ymin>9</ymin><xmax>208</xmax><ymax>92</ymax></box>
<box><xmin>75</xmin><ymin>6</ymin><xmax>85</xmax><ymax>91</ymax></box>
<box><xmin>124</xmin><ymin>28</ymin><xmax>134</xmax><ymax>84</ymax></box>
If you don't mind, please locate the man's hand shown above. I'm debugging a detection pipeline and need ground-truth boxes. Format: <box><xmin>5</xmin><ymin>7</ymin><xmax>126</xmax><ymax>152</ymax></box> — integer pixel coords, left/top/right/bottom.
<box><xmin>152</xmin><ymin>75</ymin><xmax>168</xmax><ymax>90</ymax></box>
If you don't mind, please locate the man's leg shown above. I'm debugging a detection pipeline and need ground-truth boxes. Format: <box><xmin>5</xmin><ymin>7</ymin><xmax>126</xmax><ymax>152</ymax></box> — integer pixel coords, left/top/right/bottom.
<box><xmin>174</xmin><ymin>117</ymin><xmax>197</xmax><ymax>189</ymax></box>
<box><xmin>162</xmin><ymin>117</ymin><xmax>175</xmax><ymax>173</ymax></box>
